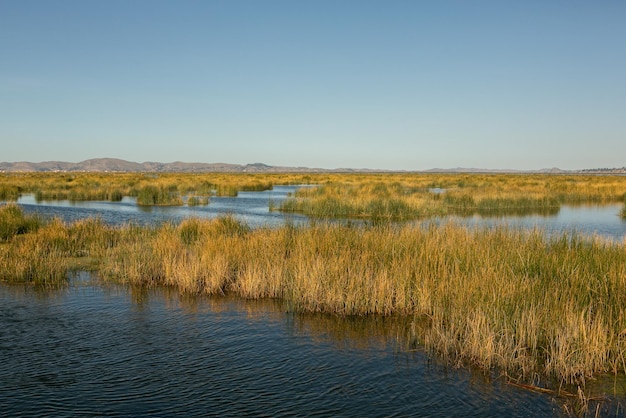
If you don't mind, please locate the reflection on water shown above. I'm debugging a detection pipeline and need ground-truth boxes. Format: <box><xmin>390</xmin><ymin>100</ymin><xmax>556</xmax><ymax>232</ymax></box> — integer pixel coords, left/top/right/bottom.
<box><xmin>450</xmin><ymin>205</ymin><xmax>561</xmax><ymax>218</ymax></box>
<box><xmin>0</xmin><ymin>283</ymin><xmax>564</xmax><ymax>417</ymax></box>
<box><xmin>2</xmin><ymin>281</ymin><xmax>625</xmax><ymax>416</ymax></box>
<box><xmin>443</xmin><ymin>203</ymin><xmax>626</xmax><ymax>242</ymax></box>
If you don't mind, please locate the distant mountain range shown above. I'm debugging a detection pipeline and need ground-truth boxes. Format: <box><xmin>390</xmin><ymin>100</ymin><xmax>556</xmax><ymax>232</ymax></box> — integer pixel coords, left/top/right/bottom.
<box><xmin>0</xmin><ymin>158</ymin><xmax>624</xmax><ymax>174</ymax></box>
<box><xmin>0</xmin><ymin>158</ymin><xmax>377</xmax><ymax>173</ymax></box>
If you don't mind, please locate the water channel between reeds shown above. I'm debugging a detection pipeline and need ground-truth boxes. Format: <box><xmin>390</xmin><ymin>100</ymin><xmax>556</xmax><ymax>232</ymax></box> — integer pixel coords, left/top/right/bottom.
<box><xmin>14</xmin><ymin>185</ymin><xmax>626</xmax><ymax>241</ymax></box>
<box><xmin>2</xmin><ymin>186</ymin><xmax>626</xmax><ymax>416</ymax></box>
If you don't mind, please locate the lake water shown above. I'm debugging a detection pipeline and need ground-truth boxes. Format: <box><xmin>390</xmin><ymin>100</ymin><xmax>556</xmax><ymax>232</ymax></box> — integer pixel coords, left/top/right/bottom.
<box><xmin>3</xmin><ymin>188</ymin><xmax>626</xmax><ymax>416</ymax></box>
<box><xmin>449</xmin><ymin>203</ymin><xmax>626</xmax><ymax>243</ymax></box>
<box><xmin>0</xmin><ymin>282</ymin><xmax>566</xmax><ymax>417</ymax></box>
<box><xmin>14</xmin><ymin>186</ymin><xmax>310</xmax><ymax>228</ymax></box>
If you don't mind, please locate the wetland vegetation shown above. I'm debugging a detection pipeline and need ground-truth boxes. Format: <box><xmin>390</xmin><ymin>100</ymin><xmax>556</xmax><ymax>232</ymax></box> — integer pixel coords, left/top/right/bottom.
<box><xmin>277</xmin><ymin>173</ymin><xmax>626</xmax><ymax>221</ymax></box>
<box><xmin>2</xmin><ymin>171</ymin><xmax>626</xmax><ymax>411</ymax></box>
<box><xmin>0</xmin><ymin>172</ymin><xmax>287</xmax><ymax>205</ymax></box>
<box><xmin>3</xmin><ymin>171</ymin><xmax>626</xmax><ymax>217</ymax></box>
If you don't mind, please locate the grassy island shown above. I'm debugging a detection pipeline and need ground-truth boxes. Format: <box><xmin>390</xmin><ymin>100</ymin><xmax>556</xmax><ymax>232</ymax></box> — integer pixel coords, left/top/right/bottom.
<box><xmin>2</xmin><ymin>172</ymin><xmax>626</xmax><ymax>216</ymax></box>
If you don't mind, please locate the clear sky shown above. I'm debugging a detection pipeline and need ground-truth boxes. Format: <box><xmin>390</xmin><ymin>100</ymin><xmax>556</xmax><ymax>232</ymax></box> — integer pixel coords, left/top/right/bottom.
<box><xmin>1</xmin><ymin>1</ymin><xmax>625</xmax><ymax>170</ymax></box>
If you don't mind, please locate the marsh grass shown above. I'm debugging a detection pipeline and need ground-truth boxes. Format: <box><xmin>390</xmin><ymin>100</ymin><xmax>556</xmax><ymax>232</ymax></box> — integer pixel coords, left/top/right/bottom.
<box><xmin>186</xmin><ymin>196</ymin><xmax>209</xmax><ymax>206</ymax></box>
<box><xmin>2</xmin><ymin>204</ymin><xmax>626</xmax><ymax>388</ymax></box>
<box><xmin>4</xmin><ymin>172</ymin><xmax>626</xmax><ymax>221</ymax></box>
<box><xmin>34</xmin><ymin>188</ymin><xmax>125</xmax><ymax>202</ymax></box>
<box><xmin>0</xmin><ymin>172</ymin><xmax>311</xmax><ymax>205</ymax></box>
<box><xmin>0</xmin><ymin>203</ymin><xmax>42</xmax><ymax>241</ymax></box>
<box><xmin>443</xmin><ymin>192</ymin><xmax>561</xmax><ymax>214</ymax></box>
<box><xmin>278</xmin><ymin>181</ymin><xmax>445</xmax><ymax>221</ymax></box>
<box><xmin>136</xmin><ymin>185</ymin><xmax>183</xmax><ymax>206</ymax></box>
<box><xmin>2</xmin><ymin>170</ymin><xmax>626</xmax><ymax>396</ymax></box>
<box><xmin>278</xmin><ymin>174</ymin><xmax>626</xmax><ymax>221</ymax></box>
<box><xmin>0</xmin><ymin>185</ymin><xmax>20</xmax><ymax>201</ymax></box>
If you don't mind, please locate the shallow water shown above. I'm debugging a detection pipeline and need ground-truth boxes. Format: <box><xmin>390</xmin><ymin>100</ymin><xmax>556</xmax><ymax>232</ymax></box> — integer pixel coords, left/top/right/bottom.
<box><xmin>12</xmin><ymin>188</ymin><xmax>626</xmax><ymax>241</ymax></box>
<box><xmin>449</xmin><ymin>204</ymin><xmax>626</xmax><ymax>242</ymax></box>
<box><xmin>15</xmin><ymin>185</ymin><xmax>309</xmax><ymax>228</ymax></box>
<box><xmin>0</xmin><ymin>282</ymin><xmax>566</xmax><ymax>417</ymax></box>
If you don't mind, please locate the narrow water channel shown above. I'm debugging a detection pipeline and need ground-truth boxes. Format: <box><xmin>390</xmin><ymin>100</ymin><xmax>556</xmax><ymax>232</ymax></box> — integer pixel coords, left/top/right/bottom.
<box><xmin>14</xmin><ymin>186</ymin><xmax>310</xmax><ymax>228</ymax></box>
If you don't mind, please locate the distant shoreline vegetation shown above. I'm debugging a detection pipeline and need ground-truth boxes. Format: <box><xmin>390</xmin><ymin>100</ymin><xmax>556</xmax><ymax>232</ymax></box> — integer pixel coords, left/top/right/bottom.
<box><xmin>2</xmin><ymin>172</ymin><xmax>626</xmax><ymax>219</ymax></box>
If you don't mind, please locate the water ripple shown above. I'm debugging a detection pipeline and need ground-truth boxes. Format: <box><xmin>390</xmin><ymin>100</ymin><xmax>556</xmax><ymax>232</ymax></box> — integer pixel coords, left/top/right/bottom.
<box><xmin>0</xmin><ymin>284</ymin><xmax>578</xmax><ymax>417</ymax></box>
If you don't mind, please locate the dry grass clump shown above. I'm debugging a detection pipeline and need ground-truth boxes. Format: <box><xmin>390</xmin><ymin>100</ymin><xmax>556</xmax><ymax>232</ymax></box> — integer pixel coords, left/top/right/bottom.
<box><xmin>0</xmin><ymin>207</ymin><xmax>114</xmax><ymax>285</ymax></box>
<box><xmin>98</xmin><ymin>216</ymin><xmax>250</xmax><ymax>294</ymax></box>
<box><xmin>136</xmin><ymin>185</ymin><xmax>183</xmax><ymax>206</ymax></box>
<box><xmin>442</xmin><ymin>190</ymin><xmax>560</xmax><ymax>216</ymax></box>
<box><xmin>0</xmin><ymin>184</ymin><xmax>20</xmax><ymax>201</ymax></box>
<box><xmin>0</xmin><ymin>218</ymin><xmax>71</xmax><ymax>285</ymax></box>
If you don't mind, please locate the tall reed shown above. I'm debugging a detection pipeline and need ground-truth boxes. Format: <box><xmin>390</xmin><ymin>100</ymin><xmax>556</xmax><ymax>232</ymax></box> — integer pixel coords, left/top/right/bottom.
<box><xmin>0</xmin><ymin>203</ymin><xmax>41</xmax><ymax>241</ymax></box>
<box><xmin>97</xmin><ymin>220</ymin><xmax>626</xmax><ymax>384</ymax></box>
<box><xmin>0</xmin><ymin>172</ymin><xmax>317</xmax><ymax>204</ymax></box>
<box><xmin>279</xmin><ymin>173</ymin><xmax>626</xmax><ymax>221</ymax></box>
<box><xmin>136</xmin><ymin>185</ymin><xmax>183</xmax><ymax>206</ymax></box>
<box><xmin>0</xmin><ymin>185</ymin><xmax>20</xmax><ymax>201</ymax></box>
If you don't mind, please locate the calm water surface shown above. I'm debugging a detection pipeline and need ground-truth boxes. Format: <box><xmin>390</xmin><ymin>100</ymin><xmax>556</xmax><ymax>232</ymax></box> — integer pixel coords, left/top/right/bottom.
<box><xmin>450</xmin><ymin>204</ymin><xmax>626</xmax><ymax>242</ymax></box>
<box><xmin>15</xmin><ymin>186</ymin><xmax>310</xmax><ymax>228</ymax></box>
<box><xmin>1</xmin><ymin>282</ymin><xmax>564</xmax><ymax>417</ymax></box>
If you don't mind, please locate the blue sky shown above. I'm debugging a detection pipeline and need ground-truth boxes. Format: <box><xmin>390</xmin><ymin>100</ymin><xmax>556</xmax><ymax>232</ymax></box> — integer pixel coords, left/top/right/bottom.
<box><xmin>1</xmin><ymin>1</ymin><xmax>624</xmax><ymax>170</ymax></box>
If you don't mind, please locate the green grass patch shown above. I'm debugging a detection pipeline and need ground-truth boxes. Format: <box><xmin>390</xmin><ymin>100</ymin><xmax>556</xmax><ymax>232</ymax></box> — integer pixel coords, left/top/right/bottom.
<box><xmin>136</xmin><ymin>185</ymin><xmax>183</xmax><ymax>206</ymax></box>
<box><xmin>0</xmin><ymin>204</ymin><xmax>42</xmax><ymax>241</ymax></box>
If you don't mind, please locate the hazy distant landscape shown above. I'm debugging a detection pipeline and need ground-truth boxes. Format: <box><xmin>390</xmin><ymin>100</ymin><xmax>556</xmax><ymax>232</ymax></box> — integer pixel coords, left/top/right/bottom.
<box><xmin>1</xmin><ymin>157</ymin><xmax>625</xmax><ymax>174</ymax></box>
